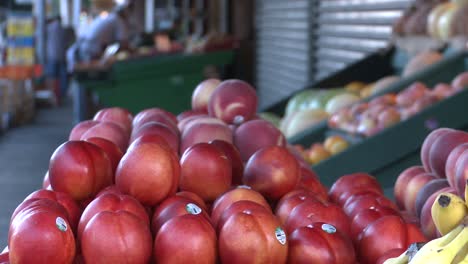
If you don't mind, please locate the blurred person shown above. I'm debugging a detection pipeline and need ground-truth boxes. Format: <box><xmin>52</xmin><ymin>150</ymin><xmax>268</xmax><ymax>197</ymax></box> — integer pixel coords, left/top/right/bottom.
<box><xmin>46</xmin><ymin>15</ymin><xmax>67</xmax><ymax>104</ymax></box>
<box><xmin>77</xmin><ymin>0</ymin><xmax>135</xmax><ymax>63</ymax></box>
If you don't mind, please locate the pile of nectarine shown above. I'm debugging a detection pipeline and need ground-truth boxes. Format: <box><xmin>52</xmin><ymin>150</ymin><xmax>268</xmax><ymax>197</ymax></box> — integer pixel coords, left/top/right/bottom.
<box><xmin>3</xmin><ymin>78</ymin><xmax>431</xmax><ymax>264</ymax></box>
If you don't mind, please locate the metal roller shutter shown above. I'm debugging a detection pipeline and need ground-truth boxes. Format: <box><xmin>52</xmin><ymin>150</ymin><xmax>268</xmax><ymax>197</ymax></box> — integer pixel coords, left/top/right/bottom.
<box><xmin>314</xmin><ymin>0</ymin><xmax>411</xmax><ymax>80</ymax></box>
<box><xmin>255</xmin><ymin>0</ymin><xmax>313</xmax><ymax>109</ymax></box>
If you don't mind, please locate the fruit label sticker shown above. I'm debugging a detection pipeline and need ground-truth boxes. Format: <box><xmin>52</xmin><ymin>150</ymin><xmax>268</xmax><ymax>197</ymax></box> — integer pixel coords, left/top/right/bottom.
<box><xmin>237</xmin><ymin>185</ymin><xmax>251</xmax><ymax>189</ymax></box>
<box><xmin>321</xmin><ymin>224</ymin><xmax>336</xmax><ymax>234</ymax></box>
<box><xmin>56</xmin><ymin>217</ymin><xmax>68</xmax><ymax>232</ymax></box>
<box><xmin>275</xmin><ymin>227</ymin><xmax>287</xmax><ymax>245</ymax></box>
<box><xmin>186</xmin><ymin>203</ymin><xmax>202</xmax><ymax>215</ymax></box>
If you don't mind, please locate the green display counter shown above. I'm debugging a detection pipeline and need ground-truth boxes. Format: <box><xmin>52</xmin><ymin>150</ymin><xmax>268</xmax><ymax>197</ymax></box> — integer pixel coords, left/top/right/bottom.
<box><xmin>307</xmin><ymin>50</ymin><xmax>468</xmax><ymax>199</ymax></box>
<box><xmin>74</xmin><ymin>50</ymin><xmax>234</xmax><ymax>119</ymax></box>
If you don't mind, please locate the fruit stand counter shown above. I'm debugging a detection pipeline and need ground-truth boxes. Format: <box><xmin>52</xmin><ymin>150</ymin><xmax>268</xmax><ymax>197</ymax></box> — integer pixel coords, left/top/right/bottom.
<box><xmin>307</xmin><ymin>50</ymin><xmax>468</xmax><ymax>197</ymax></box>
<box><xmin>74</xmin><ymin>50</ymin><xmax>234</xmax><ymax>120</ymax></box>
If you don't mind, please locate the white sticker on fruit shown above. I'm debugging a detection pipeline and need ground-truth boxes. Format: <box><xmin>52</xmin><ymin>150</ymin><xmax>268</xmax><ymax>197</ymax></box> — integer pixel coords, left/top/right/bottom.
<box><xmin>56</xmin><ymin>217</ymin><xmax>68</xmax><ymax>232</ymax></box>
<box><xmin>237</xmin><ymin>185</ymin><xmax>251</xmax><ymax>189</ymax></box>
<box><xmin>321</xmin><ymin>224</ymin><xmax>336</xmax><ymax>234</ymax></box>
<box><xmin>275</xmin><ymin>227</ymin><xmax>287</xmax><ymax>245</ymax></box>
<box><xmin>186</xmin><ymin>203</ymin><xmax>202</xmax><ymax>215</ymax></box>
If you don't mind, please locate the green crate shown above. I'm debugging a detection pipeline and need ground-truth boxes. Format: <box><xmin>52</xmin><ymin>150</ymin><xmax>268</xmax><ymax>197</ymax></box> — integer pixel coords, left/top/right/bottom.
<box><xmin>310</xmin><ymin>50</ymin><xmax>468</xmax><ymax>197</ymax></box>
<box><xmin>288</xmin><ymin>49</ymin><xmax>467</xmax><ymax>147</ymax></box>
<box><xmin>78</xmin><ymin>51</ymin><xmax>234</xmax><ymax>115</ymax></box>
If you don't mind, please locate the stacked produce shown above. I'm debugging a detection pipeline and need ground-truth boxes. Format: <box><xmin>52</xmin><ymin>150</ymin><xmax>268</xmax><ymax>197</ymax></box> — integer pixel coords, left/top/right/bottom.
<box><xmin>329</xmin><ymin>71</ymin><xmax>468</xmax><ymax>137</ymax></box>
<box><xmin>292</xmin><ymin>135</ymin><xmax>350</xmax><ymax>165</ymax></box>
<box><xmin>1</xmin><ymin>78</ymin><xmax>433</xmax><ymax>263</ymax></box>
<box><xmin>393</xmin><ymin>0</ymin><xmax>468</xmax><ymax>41</ymax></box>
<box><xmin>266</xmin><ymin>50</ymin><xmax>447</xmax><ymax>140</ymax></box>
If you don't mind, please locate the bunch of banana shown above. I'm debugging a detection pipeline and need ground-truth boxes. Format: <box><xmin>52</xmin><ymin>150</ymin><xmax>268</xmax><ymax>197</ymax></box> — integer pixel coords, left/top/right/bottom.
<box><xmin>384</xmin><ymin>218</ymin><xmax>468</xmax><ymax>264</ymax></box>
<box><xmin>408</xmin><ymin>217</ymin><xmax>468</xmax><ymax>263</ymax></box>
<box><xmin>432</xmin><ymin>191</ymin><xmax>468</xmax><ymax>236</ymax></box>
<box><xmin>383</xmin><ymin>243</ymin><xmax>425</xmax><ymax>264</ymax></box>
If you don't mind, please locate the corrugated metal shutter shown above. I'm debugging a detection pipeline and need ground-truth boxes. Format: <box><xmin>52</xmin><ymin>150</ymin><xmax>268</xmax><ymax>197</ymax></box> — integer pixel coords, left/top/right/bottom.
<box><xmin>255</xmin><ymin>0</ymin><xmax>313</xmax><ymax>109</ymax></box>
<box><xmin>314</xmin><ymin>0</ymin><xmax>411</xmax><ymax>80</ymax></box>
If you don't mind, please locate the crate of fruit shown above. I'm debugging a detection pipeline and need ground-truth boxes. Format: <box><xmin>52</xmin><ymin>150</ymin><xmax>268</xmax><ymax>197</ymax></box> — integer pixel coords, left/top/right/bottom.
<box><xmin>303</xmin><ymin>50</ymin><xmax>468</xmax><ymax>190</ymax></box>
<box><xmin>260</xmin><ymin>46</ymin><xmax>458</xmax><ymax>147</ymax></box>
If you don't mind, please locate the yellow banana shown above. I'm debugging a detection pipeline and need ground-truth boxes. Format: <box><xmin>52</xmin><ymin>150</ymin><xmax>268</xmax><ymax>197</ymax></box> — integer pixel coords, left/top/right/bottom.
<box><xmin>409</xmin><ymin>218</ymin><xmax>468</xmax><ymax>264</ymax></box>
<box><xmin>432</xmin><ymin>193</ymin><xmax>468</xmax><ymax>236</ymax></box>
<box><xmin>383</xmin><ymin>243</ymin><xmax>425</xmax><ymax>264</ymax></box>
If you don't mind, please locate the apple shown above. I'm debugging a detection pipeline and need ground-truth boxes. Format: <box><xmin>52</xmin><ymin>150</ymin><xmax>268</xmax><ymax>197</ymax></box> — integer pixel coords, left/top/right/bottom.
<box><xmin>133</xmin><ymin>108</ymin><xmax>178</xmax><ymax>130</ymax></box>
<box><xmin>243</xmin><ymin>146</ymin><xmax>301</xmax><ymax>202</ymax></box>
<box><xmin>285</xmin><ymin>199</ymin><xmax>351</xmax><ymax>237</ymax></box>
<box><xmin>209</xmin><ymin>140</ymin><xmax>244</xmax><ymax>185</ymax></box>
<box><xmin>192</xmin><ymin>78</ymin><xmax>221</xmax><ymax>112</ymax></box>
<box><xmin>288</xmin><ymin>223</ymin><xmax>356</xmax><ymax>264</ymax></box>
<box><xmin>452</xmin><ymin>72</ymin><xmax>468</xmax><ymax>91</ymax></box>
<box><xmin>211</xmin><ymin>186</ymin><xmax>271</xmax><ymax>229</ymax></box>
<box><xmin>85</xmin><ymin>137</ymin><xmax>123</xmax><ymax>176</ymax></box>
<box><xmin>218</xmin><ymin>202</ymin><xmax>288</xmax><ymax>264</ymax></box>
<box><xmin>208</xmin><ymin>79</ymin><xmax>257</xmax><ymax>125</ymax></box>
<box><xmin>81</xmin><ymin>211</ymin><xmax>152</xmax><ymax>264</ymax></box>
<box><xmin>446</xmin><ymin>143</ymin><xmax>468</xmax><ymax>188</ymax></box>
<box><xmin>179</xmin><ymin>143</ymin><xmax>231</xmax><ymax>202</ymax></box>
<box><xmin>130</xmin><ymin>121</ymin><xmax>179</xmax><ymax>154</ymax></box>
<box><xmin>403</xmin><ymin>172</ymin><xmax>437</xmax><ymax>215</ymax></box>
<box><xmin>421</xmin><ymin>128</ymin><xmax>455</xmax><ymax>172</ymax></box>
<box><xmin>43</xmin><ymin>171</ymin><xmax>51</xmax><ymax>189</ymax></box>
<box><xmin>396</xmin><ymin>82</ymin><xmax>429</xmax><ymax>107</ymax></box>
<box><xmin>368</xmin><ymin>94</ymin><xmax>397</xmax><ymax>107</ymax></box>
<box><xmin>377</xmin><ymin>106</ymin><xmax>401</xmax><ymax>129</ymax></box>
<box><xmin>180</xmin><ymin>117</ymin><xmax>233</xmax><ymax>154</ymax></box>
<box><xmin>329</xmin><ymin>173</ymin><xmax>382</xmax><ymax>205</ymax></box>
<box><xmin>69</xmin><ymin>120</ymin><xmax>99</xmax><ymax>140</ymax></box>
<box><xmin>78</xmin><ymin>193</ymin><xmax>150</xmax><ymax>240</ymax></box>
<box><xmin>420</xmin><ymin>187</ymin><xmax>457</xmax><ymax>239</ymax></box>
<box><xmin>350</xmin><ymin>205</ymin><xmax>399</xmax><ymax>239</ymax></box>
<box><xmin>80</xmin><ymin>121</ymin><xmax>129</xmax><ymax>153</ymax></box>
<box><xmin>177</xmin><ymin>114</ymin><xmax>209</xmax><ymax>133</ymax></box>
<box><xmin>154</xmin><ymin>215</ymin><xmax>217</xmax><ymax>264</ymax></box>
<box><xmin>431</xmin><ymin>83</ymin><xmax>455</xmax><ymax>100</ymax></box>
<box><xmin>275</xmin><ymin>189</ymin><xmax>323</xmax><ymax>225</ymax></box>
<box><xmin>10</xmin><ymin>199</ymin><xmax>69</xmax><ymax>232</ymax></box>
<box><xmin>394</xmin><ymin>166</ymin><xmax>426</xmax><ymax>210</ymax></box>
<box><xmin>357</xmin><ymin>215</ymin><xmax>407</xmax><ymax>264</ymax></box>
<box><xmin>297</xmin><ymin>167</ymin><xmax>328</xmax><ymax>202</ymax></box>
<box><xmin>177</xmin><ymin>109</ymin><xmax>208</xmax><ymax>122</ymax></box>
<box><xmin>24</xmin><ymin>189</ymin><xmax>81</xmax><ymax>234</ymax></box>
<box><xmin>234</xmin><ymin>119</ymin><xmax>286</xmax><ymax>162</ymax></box>
<box><xmin>414</xmin><ymin>178</ymin><xmax>449</xmax><ymax>217</ymax></box>
<box><xmin>175</xmin><ymin>191</ymin><xmax>208</xmax><ymax>212</ymax></box>
<box><xmin>428</xmin><ymin>130</ymin><xmax>468</xmax><ymax>178</ymax></box>
<box><xmin>9</xmin><ymin>199</ymin><xmax>75</xmax><ymax>264</ymax></box>
<box><xmin>151</xmin><ymin>195</ymin><xmax>210</xmax><ymax>234</ymax></box>
<box><xmin>93</xmin><ymin>107</ymin><xmax>133</xmax><ymax>136</ymax></box>
<box><xmin>49</xmin><ymin>141</ymin><xmax>113</xmax><ymax>201</ymax></box>
<box><xmin>406</xmin><ymin>222</ymin><xmax>428</xmax><ymax>245</ymax></box>
<box><xmin>343</xmin><ymin>193</ymin><xmax>398</xmax><ymax>219</ymax></box>
<box><xmin>0</xmin><ymin>252</ymin><xmax>8</xmax><ymax>264</ymax></box>
<box><xmin>115</xmin><ymin>142</ymin><xmax>179</xmax><ymax>206</ymax></box>
<box><xmin>217</xmin><ymin>200</ymin><xmax>272</xmax><ymax>232</ymax></box>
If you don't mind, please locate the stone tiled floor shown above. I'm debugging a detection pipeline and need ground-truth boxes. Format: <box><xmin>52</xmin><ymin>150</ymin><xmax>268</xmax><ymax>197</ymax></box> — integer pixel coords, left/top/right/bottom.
<box><xmin>0</xmin><ymin>102</ymin><xmax>72</xmax><ymax>247</ymax></box>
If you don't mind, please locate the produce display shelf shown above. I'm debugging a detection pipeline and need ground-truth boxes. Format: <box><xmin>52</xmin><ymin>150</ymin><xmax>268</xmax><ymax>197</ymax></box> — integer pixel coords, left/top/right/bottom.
<box><xmin>286</xmin><ymin>48</ymin><xmax>463</xmax><ymax>146</ymax></box>
<box><xmin>76</xmin><ymin>50</ymin><xmax>234</xmax><ymax>115</ymax></box>
<box><xmin>309</xmin><ymin>50</ymin><xmax>468</xmax><ymax>197</ymax></box>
